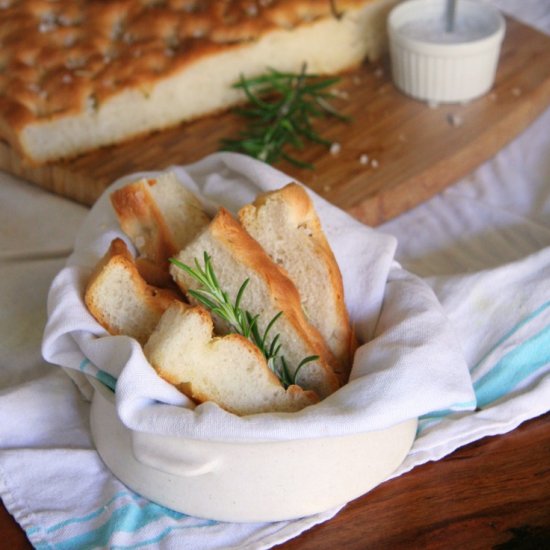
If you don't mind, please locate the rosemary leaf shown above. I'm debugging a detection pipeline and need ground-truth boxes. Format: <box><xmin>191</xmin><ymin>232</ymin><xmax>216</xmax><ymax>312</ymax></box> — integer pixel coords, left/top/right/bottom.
<box><xmin>170</xmin><ymin>253</ymin><xmax>319</xmax><ymax>388</ymax></box>
<box><xmin>220</xmin><ymin>64</ymin><xmax>349</xmax><ymax>169</ymax></box>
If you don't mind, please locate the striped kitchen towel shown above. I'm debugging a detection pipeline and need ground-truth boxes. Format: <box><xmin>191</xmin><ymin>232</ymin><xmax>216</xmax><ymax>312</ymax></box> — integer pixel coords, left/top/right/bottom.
<box><xmin>395</xmin><ymin>246</ymin><xmax>550</xmax><ymax>475</ymax></box>
<box><xmin>3</xmin><ymin>246</ymin><xmax>547</xmax><ymax>549</ymax></box>
<box><xmin>4</xmin><ymin>158</ymin><xmax>550</xmax><ymax>549</ymax></box>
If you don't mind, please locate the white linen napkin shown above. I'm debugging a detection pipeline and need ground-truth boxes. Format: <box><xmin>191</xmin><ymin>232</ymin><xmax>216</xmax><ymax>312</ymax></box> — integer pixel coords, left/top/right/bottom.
<box><xmin>394</xmin><ymin>246</ymin><xmax>550</xmax><ymax>476</ymax></box>
<box><xmin>42</xmin><ymin>153</ymin><xmax>474</xmax><ymax>444</ymax></box>
<box><xmin>0</xmin><ymin>148</ymin><xmax>547</xmax><ymax>548</ymax></box>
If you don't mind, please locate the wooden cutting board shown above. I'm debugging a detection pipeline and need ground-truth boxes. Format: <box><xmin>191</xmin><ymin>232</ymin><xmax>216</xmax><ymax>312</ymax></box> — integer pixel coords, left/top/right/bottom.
<box><xmin>1</xmin><ymin>15</ymin><xmax>549</xmax><ymax>226</ymax></box>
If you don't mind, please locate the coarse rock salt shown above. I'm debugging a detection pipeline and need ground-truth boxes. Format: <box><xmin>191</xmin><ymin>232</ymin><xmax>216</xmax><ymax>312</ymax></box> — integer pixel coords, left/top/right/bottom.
<box><xmin>333</xmin><ymin>89</ymin><xmax>349</xmax><ymax>100</ymax></box>
<box><xmin>447</xmin><ymin>113</ymin><xmax>464</xmax><ymax>127</ymax></box>
<box><xmin>330</xmin><ymin>142</ymin><xmax>341</xmax><ymax>155</ymax></box>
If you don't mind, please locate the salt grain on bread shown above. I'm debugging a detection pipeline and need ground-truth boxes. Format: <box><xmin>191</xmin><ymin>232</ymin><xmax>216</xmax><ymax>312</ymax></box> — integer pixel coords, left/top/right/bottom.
<box><xmin>110</xmin><ymin>172</ymin><xmax>210</xmax><ymax>280</ymax></box>
<box><xmin>0</xmin><ymin>0</ymin><xmax>398</xmax><ymax>164</ymax></box>
<box><xmin>145</xmin><ymin>302</ymin><xmax>319</xmax><ymax>415</ymax></box>
<box><xmin>170</xmin><ymin>207</ymin><xmax>340</xmax><ymax>399</ymax></box>
<box><xmin>85</xmin><ymin>238</ymin><xmax>181</xmax><ymax>344</ymax></box>
<box><xmin>239</xmin><ymin>183</ymin><xmax>356</xmax><ymax>381</ymax></box>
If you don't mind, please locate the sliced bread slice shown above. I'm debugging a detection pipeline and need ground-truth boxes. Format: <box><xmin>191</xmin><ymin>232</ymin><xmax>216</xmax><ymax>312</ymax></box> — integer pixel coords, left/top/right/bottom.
<box><xmin>238</xmin><ymin>183</ymin><xmax>355</xmax><ymax>381</ymax></box>
<box><xmin>170</xmin><ymin>208</ymin><xmax>340</xmax><ymax>399</ymax></box>
<box><xmin>110</xmin><ymin>172</ymin><xmax>210</xmax><ymax>274</ymax></box>
<box><xmin>145</xmin><ymin>302</ymin><xmax>319</xmax><ymax>415</ymax></box>
<box><xmin>85</xmin><ymin>238</ymin><xmax>181</xmax><ymax>345</ymax></box>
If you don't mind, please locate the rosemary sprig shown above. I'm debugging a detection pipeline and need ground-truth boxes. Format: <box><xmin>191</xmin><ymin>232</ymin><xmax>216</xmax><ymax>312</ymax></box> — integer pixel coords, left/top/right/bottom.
<box><xmin>220</xmin><ymin>64</ymin><xmax>349</xmax><ymax>169</ymax></box>
<box><xmin>170</xmin><ymin>252</ymin><xmax>318</xmax><ymax>388</ymax></box>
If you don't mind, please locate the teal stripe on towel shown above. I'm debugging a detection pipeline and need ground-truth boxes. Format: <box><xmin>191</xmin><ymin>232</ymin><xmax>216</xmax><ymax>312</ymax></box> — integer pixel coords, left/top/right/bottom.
<box><xmin>79</xmin><ymin>358</ymin><xmax>91</xmax><ymax>371</ymax></box>
<box><xmin>78</xmin><ymin>357</ymin><xmax>117</xmax><ymax>391</ymax></box>
<box><xmin>471</xmin><ymin>301</ymin><xmax>550</xmax><ymax>376</ymax></box>
<box><xmin>52</xmin><ymin>501</ymin><xmax>215</xmax><ymax>550</ymax></box>
<box><xmin>474</xmin><ymin>324</ymin><xmax>550</xmax><ymax>408</ymax></box>
<box><xmin>45</xmin><ymin>491</ymin><xmax>131</xmax><ymax>533</ymax></box>
<box><xmin>417</xmin><ymin>400</ymin><xmax>477</xmax><ymax>435</ymax></box>
<box><xmin>417</xmin><ymin>303</ymin><xmax>550</xmax><ymax>431</ymax></box>
<box><xmin>96</xmin><ymin>369</ymin><xmax>117</xmax><ymax>391</ymax></box>
<box><xmin>420</xmin><ymin>399</ymin><xmax>477</xmax><ymax>420</ymax></box>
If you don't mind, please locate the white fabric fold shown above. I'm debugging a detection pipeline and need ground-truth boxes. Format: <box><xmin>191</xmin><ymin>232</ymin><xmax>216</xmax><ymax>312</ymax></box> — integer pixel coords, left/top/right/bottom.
<box><xmin>42</xmin><ymin>153</ymin><xmax>474</xmax><ymax>442</ymax></box>
<box><xmin>394</xmin><ymin>246</ymin><xmax>550</xmax><ymax>477</ymax></box>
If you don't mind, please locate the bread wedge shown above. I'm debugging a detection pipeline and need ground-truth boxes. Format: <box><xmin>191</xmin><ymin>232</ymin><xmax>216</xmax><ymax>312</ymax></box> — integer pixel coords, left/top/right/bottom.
<box><xmin>170</xmin><ymin>208</ymin><xmax>340</xmax><ymax>398</ymax></box>
<box><xmin>145</xmin><ymin>302</ymin><xmax>319</xmax><ymax>415</ymax></box>
<box><xmin>85</xmin><ymin>238</ymin><xmax>181</xmax><ymax>344</ymax></box>
<box><xmin>110</xmin><ymin>172</ymin><xmax>210</xmax><ymax>282</ymax></box>
<box><xmin>239</xmin><ymin>183</ymin><xmax>355</xmax><ymax>381</ymax></box>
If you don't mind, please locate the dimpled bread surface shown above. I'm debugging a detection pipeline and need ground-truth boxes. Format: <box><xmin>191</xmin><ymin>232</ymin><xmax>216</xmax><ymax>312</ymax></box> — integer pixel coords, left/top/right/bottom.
<box><xmin>0</xmin><ymin>0</ymin><xmax>396</xmax><ymax>163</ymax></box>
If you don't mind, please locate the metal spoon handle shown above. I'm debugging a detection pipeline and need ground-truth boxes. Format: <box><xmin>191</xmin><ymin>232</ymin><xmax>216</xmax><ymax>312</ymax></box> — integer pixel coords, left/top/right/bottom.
<box><xmin>445</xmin><ymin>0</ymin><xmax>457</xmax><ymax>32</ymax></box>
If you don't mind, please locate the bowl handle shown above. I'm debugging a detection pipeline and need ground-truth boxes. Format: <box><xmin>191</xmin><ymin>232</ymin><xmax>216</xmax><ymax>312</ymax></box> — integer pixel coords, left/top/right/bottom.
<box><xmin>131</xmin><ymin>430</ymin><xmax>221</xmax><ymax>477</ymax></box>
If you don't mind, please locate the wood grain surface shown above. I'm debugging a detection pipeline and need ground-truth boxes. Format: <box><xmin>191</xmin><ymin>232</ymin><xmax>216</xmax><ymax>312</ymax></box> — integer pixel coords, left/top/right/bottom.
<box><xmin>1</xmin><ymin>16</ymin><xmax>549</xmax><ymax>226</ymax></box>
<box><xmin>1</xmin><ymin>413</ymin><xmax>548</xmax><ymax>549</ymax></box>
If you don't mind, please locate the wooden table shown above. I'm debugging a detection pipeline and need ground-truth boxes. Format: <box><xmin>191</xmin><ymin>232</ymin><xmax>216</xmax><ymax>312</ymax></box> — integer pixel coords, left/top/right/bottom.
<box><xmin>2</xmin><ymin>412</ymin><xmax>549</xmax><ymax>549</ymax></box>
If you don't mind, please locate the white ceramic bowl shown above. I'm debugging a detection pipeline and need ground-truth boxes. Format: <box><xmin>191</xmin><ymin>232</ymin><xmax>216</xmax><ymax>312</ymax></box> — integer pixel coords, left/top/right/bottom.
<box><xmin>89</xmin><ymin>377</ymin><xmax>417</xmax><ymax>523</ymax></box>
<box><xmin>388</xmin><ymin>0</ymin><xmax>506</xmax><ymax>103</ymax></box>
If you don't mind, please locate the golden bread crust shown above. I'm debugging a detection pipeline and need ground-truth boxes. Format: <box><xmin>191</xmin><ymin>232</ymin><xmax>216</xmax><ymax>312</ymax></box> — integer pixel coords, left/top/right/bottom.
<box><xmin>110</xmin><ymin>173</ymin><xmax>211</xmax><ymax>282</ymax></box>
<box><xmin>110</xmin><ymin>179</ymin><xmax>176</xmax><ymax>267</ymax></box>
<box><xmin>209</xmin><ymin>208</ymin><xmax>340</xmax><ymax>392</ymax></box>
<box><xmin>239</xmin><ymin>183</ymin><xmax>356</xmax><ymax>379</ymax></box>
<box><xmin>0</xmin><ymin>0</ymin><xmax>379</xmax><ymax>160</ymax></box>
<box><xmin>85</xmin><ymin>237</ymin><xmax>181</xmax><ymax>342</ymax></box>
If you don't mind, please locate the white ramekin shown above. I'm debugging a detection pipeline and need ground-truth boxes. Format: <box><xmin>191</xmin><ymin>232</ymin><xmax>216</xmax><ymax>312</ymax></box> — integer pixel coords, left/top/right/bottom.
<box><xmin>388</xmin><ymin>0</ymin><xmax>506</xmax><ymax>103</ymax></box>
<box><xmin>88</xmin><ymin>377</ymin><xmax>417</xmax><ymax>523</ymax></box>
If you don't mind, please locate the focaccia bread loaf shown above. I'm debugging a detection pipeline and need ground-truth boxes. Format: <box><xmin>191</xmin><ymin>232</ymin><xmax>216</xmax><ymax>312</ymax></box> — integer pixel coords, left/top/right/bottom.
<box><xmin>110</xmin><ymin>172</ymin><xmax>210</xmax><ymax>282</ymax></box>
<box><xmin>239</xmin><ymin>182</ymin><xmax>356</xmax><ymax>381</ymax></box>
<box><xmin>145</xmin><ymin>301</ymin><xmax>319</xmax><ymax>415</ymax></box>
<box><xmin>85</xmin><ymin>237</ymin><xmax>182</xmax><ymax>344</ymax></box>
<box><xmin>170</xmin><ymin>207</ymin><xmax>340</xmax><ymax>398</ymax></box>
<box><xmin>0</xmin><ymin>0</ymin><xmax>398</xmax><ymax>164</ymax></box>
